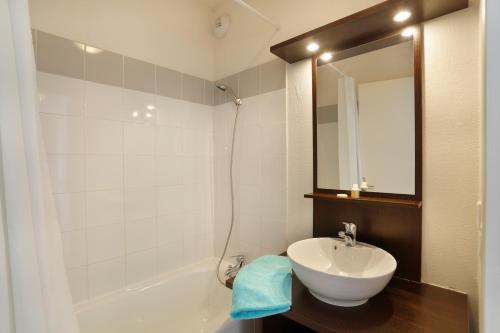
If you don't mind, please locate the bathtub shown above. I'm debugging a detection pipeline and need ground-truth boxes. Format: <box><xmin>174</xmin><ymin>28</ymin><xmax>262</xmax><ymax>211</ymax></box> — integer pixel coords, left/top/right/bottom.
<box><xmin>76</xmin><ymin>258</ymin><xmax>260</xmax><ymax>333</ymax></box>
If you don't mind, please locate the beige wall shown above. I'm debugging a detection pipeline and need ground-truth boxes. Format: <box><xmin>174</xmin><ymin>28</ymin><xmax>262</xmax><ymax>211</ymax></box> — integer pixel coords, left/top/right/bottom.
<box><xmin>422</xmin><ymin>7</ymin><xmax>481</xmax><ymax>331</ymax></box>
<box><xmin>286</xmin><ymin>60</ymin><xmax>314</xmax><ymax>245</ymax></box>
<box><xmin>28</xmin><ymin>0</ymin><xmax>216</xmax><ymax>80</ymax></box>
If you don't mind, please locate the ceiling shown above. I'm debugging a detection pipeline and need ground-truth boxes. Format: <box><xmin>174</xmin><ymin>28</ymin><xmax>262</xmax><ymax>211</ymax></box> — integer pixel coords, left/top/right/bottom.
<box><xmin>198</xmin><ymin>0</ymin><xmax>226</xmax><ymax>9</ymax></box>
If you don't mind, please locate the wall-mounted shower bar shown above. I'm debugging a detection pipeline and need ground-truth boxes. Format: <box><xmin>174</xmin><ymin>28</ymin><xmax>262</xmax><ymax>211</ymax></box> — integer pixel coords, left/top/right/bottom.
<box><xmin>232</xmin><ymin>0</ymin><xmax>280</xmax><ymax>31</ymax></box>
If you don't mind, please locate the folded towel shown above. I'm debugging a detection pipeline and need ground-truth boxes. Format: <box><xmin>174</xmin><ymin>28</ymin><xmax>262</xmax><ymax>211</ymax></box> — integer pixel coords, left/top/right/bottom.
<box><xmin>230</xmin><ymin>255</ymin><xmax>292</xmax><ymax>320</ymax></box>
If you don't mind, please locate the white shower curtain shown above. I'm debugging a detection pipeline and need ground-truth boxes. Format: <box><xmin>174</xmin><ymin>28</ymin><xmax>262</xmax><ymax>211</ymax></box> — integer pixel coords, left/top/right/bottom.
<box><xmin>0</xmin><ymin>0</ymin><xmax>80</xmax><ymax>332</ymax></box>
<box><xmin>337</xmin><ymin>76</ymin><xmax>362</xmax><ymax>189</ymax></box>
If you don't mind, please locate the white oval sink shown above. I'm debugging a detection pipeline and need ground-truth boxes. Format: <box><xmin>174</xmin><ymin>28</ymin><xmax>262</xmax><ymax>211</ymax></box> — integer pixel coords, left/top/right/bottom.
<box><xmin>287</xmin><ymin>238</ymin><xmax>397</xmax><ymax>307</ymax></box>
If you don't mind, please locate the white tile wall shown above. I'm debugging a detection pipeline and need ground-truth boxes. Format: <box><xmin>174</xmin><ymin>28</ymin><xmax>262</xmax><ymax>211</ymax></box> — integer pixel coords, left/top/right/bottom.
<box><xmin>213</xmin><ymin>89</ymin><xmax>287</xmax><ymax>261</ymax></box>
<box><xmin>38</xmin><ymin>72</ymin><xmax>214</xmax><ymax>303</ymax></box>
<box><xmin>39</xmin><ymin>70</ymin><xmax>285</xmax><ymax>304</ymax></box>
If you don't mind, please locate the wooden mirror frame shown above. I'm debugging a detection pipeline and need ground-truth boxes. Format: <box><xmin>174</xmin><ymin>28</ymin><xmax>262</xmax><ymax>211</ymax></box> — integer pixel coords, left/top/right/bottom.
<box><xmin>312</xmin><ymin>27</ymin><xmax>423</xmax><ymax>201</ymax></box>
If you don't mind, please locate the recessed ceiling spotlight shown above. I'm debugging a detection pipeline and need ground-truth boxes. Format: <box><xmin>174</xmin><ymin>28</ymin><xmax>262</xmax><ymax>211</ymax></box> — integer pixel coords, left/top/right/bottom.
<box><xmin>146</xmin><ymin>105</ymin><xmax>155</xmax><ymax>110</ymax></box>
<box><xmin>401</xmin><ymin>27</ymin><xmax>416</xmax><ymax>37</ymax></box>
<box><xmin>307</xmin><ymin>42</ymin><xmax>320</xmax><ymax>52</ymax></box>
<box><xmin>393</xmin><ymin>10</ymin><xmax>411</xmax><ymax>22</ymax></box>
<box><xmin>320</xmin><ymin>52</ymin><xmax>333</xmax><ymax>62</ymax></box>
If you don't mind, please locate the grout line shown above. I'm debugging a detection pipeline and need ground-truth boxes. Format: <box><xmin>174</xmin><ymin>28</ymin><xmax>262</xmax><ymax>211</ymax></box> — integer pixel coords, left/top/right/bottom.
<box><xmin>81</xmin><ymin>75</ymin><xmax>90</xmax><ymax>300</ymax></box>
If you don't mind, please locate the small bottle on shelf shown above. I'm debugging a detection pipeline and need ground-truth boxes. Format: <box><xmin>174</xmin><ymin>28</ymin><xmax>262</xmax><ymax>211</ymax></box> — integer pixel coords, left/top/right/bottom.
<box><xmin>351</xmin><ymin>184</ymin><xmax>360</xmax><ymax>199</ymax></box>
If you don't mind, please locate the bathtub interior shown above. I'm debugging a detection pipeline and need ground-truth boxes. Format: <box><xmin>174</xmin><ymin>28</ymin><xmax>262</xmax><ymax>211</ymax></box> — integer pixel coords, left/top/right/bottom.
<box><xmin>75</xmin><ymin>258</ymin><xmax>260</xmax><ymax>333</ymax></box>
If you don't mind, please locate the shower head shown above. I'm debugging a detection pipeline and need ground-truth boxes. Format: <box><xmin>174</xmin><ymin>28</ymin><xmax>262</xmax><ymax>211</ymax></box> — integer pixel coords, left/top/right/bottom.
<box><xmin>216</xmin><ymin>84</ymin><xmax>227</xmax><ymax>92</ymax></box>
<box><xmin>216</xmin><ymin>84</ymin><xmax>242</xmax><ymax>106</ymax></box>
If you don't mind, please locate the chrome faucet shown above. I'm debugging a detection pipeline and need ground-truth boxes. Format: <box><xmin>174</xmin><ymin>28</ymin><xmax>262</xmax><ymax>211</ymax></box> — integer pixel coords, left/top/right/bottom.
<box><xmin>224</xmin><ymin>255</ymin><xmax>245</xmax><ymax>278</ymax></box>
<box><xmin>338</xmin><ymin>222</ymin><xmax>357</xmax><ymax>247</ymax></box>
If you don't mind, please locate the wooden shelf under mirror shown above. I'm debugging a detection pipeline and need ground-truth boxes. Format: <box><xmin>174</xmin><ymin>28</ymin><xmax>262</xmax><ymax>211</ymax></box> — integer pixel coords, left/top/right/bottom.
<box><xmin>304</xmin><ymin>192</ymin><xmax>422</xmax><ymax>208</ymax></box>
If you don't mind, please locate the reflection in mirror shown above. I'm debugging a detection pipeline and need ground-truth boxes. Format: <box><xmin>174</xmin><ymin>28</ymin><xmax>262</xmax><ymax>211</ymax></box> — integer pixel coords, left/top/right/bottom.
<box><xmin>316</xmin><ymin>39</ymin><xmax>415</xmax><ymax>194</ymax></box>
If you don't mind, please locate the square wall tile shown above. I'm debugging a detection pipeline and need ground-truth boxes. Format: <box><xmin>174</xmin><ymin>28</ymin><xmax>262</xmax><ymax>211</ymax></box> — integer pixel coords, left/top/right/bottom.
<box><xmin>86</xmin><ymin>154</ymin><xmax>123</xmax><ymax>191</ymax></box>
<box><xmin>261</xmin><ymin>218</ymin><xmax>286</xmax><ymax>254</ymax></box>
<box><xmin>239</xmin><ymin>66</ymin><xmax>260</xmax><ymax>98</ymax></box>
<box><xmin>85</xmin><ymin>81</ymin><xmax>124</xmax><ymax>121</ymax></box>
<box><xmin>260</xmin><ymin>122</ymin><xmax>286</xmax><ymax>157</ymax></box>
<box><xmin>86</xmin><ymin>223</ymin><xmax>125</xmax><ymax>264</ymax></box>
<box><xmin>155</xmin><ymin>96</ymin><xmax>185</xmax><ymax>127</ymax></box>
<box><xmin>181</xmin><ymin>157</ymin><xmax>205</xmax><ymax>185</ymax></box>
<box><xmin>158</xmin><ymin>241</ymin><xmax>183</xmax><ymax>273</ymax></box>
<box><xmin>85</xmin><ymin>47</ymin><xmax>123</xmax><ymax>87</ymax></box>
<box><xmin>122</xmin><ymin>89</ymin><xmax>157</xmax><ymax>124</ymax></box>
<box><xmin>126</xmin><ymin>218</ymin><xmax>157</xmax><ymax>253</ymax></box>
<box><xmin>184</xmin><ymin>234</ymin><xmax>210</xmax><ymax>265</ymax></box>
<box><xmin>126</xmin><ymin>248</ymin><xmax>157</xmax><ymax>284</ymax></box>
<box><xmin>260</xmin><ymin>60</ymin><xmax>286</xmax><ymax>94</ymax></box>
<box><xmin>37</xmin><ymin>72</ymin><xmax>85</xmax><ymax>116</ymax></box>
<box><xmin>181</xmin><ymin>129</ymin><xmax>208</xmax><ymax>157</ymax></box>
<box><xmin>238</xmin><ymin>214</ymin><xmax>261</xmax><ymax>246</ymax></box>
<box><xmin>182</xmin><ymin>103</ymin><xmax>212</xmax><ymax>131</ymax></box>
<box><xmin>47</xmin><ymin>154</ymin><xmax>85</xmax><ymax>193</ymax></box>
<box><xmin>156</xmin><ymin>66</ymin><xmax>181</xmax><ymax>99</ymax></box>
<box><xmin>157</xmin><ymin>214</ymin><xmax>184</xmax><ymax>245</ymax></box>
<box><xmin>124</xmin><ymin>155</ymin><xmax>155</xmax><ymax>188</ymax></box>
<box><xmin>62</xmin><ymin>230</ymin><xmax>87</xmax><ymax>268</ymax></box>
<box><xmin>183</xmin><ymin>211</ymin><xmax>208</xmax><ymax>239</ymax></box>
<box><xmin>236</xmin><ymin>95</ymin><xmax>260</xmax><ymax>127</ymax></box>
<box><xmin>237</xmin><ymin>185</ymin><xmax>261</xmax><ymax>215</ymax></box>
<box><xmin>88</xmin><ymin>257</ymin><xmax>125</xmax><ymax>298</ymax></box>
<box><xmin>86</xmin><ymin>190</ymin><xmax>124</xmax><ymax>227</ymax></box>
<box><xmin>85</xmin><ymin>119</ymin><xmax>123</xmax><ymax>154</ymax></box>
<box><xmin>124</xmin><ymin>57</ymin><xmax>155</xmax><ymax>93</ymax></box>
<box><xmin>156</xmin><ymin>156</ymin><xmax>182</xmax><ymax>186</ymax></box>
<box><xmin>262</xmin><ymin>155</ymin><xmax>286</xmax><ymax>191</ymax></box>
<box><xmin>124</xmin><ymin>187</ymin><xmax>156</xmax><ymax>220</ymax></box>
<box><xmin>40</xmin><ymin>114</ymin><xmax>84</xmax><ymax>154</ymax></box>
<box><xmin>123</xmin><ymin>123</ymin><xmax>155</xmax><ymax>155</ymax></box>
<box><xmin>156</xmin><ymin>126</ymin><xmax>181</xmax><ymax>155</ymax></box>
<box><xmin>36</xmin><ymin>31</ymin><xmax>84</xmax><ymax>79</ymax></box>
<box><xmin>67</xmin><ymin>267</ymin><xmax>88</xmax><ymax>303</ymax></box>
<box><xmin>259</xmin><ymin>89</ymin><xmax>286</xmax><ymax>124</ymax></box>
<box><xmin>157</xmin><ymin>185</ymin><xmax>185</xmax><ymax>216</ymax></box>
<box><xmin>182</xmin><ymin>74</ymin><xmax>204</xmax><ymax>104</ymax></box>
<box><xmin>260</xmin><ymin>188</ymin><xmax>286</xmax><ymax>220</ymax></box>
<box><xmin>55</xmin><ymin>192</ymin><xmax>85</xmax><ymax>231</ymax></box>
<box><xmin>204</xmin><ymin>81</ymin><xmax>214</xmax><ymax>106</ymax></box>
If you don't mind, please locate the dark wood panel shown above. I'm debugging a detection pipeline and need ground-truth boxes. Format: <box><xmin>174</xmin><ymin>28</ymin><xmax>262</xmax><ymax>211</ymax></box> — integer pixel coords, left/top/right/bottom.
<box><xmin>305</xmin><ymin>192</ymin><xmax>422</xmax><ymax>208</ymax></box>
<box><xmin>226</xmin><ymin>271</ymin><xmax>468</xmax><ymax>333</ymax></box>
<box><xmin>279</xmin><ymin>274</ymin><xmax>468</xmax><ymax>333</ymax></box>
<box><xmin>270</xmin><ymin>0</ymin><xmax>468</xmax><ymax>64</ymax></box>
<box><xmin>313</xmin><ymin>198</ymin><xmax>422</xmax><ymax>281</ymax></box>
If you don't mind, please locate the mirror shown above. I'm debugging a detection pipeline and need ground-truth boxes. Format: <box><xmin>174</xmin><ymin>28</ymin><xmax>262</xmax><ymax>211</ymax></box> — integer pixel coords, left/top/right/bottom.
<box><xmin>315</xmin><ymin>37</ymin><xmax>417</xmax><ymax>195</ymax></box>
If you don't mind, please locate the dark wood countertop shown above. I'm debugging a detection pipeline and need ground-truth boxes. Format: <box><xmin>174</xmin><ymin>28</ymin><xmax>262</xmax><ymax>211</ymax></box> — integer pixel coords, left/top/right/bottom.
<box><xmin>226</xmin><ymin>273</ymin><xmax>468</xmax><ymax>333</ymax></box>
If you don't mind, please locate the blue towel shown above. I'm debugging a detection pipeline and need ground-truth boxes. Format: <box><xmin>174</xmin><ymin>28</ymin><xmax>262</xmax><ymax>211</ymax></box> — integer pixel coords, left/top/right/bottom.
<box><xmin>230</xmin><ymin>255</ymin><xmax>292</xmax><ymax>320</ymax></box>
